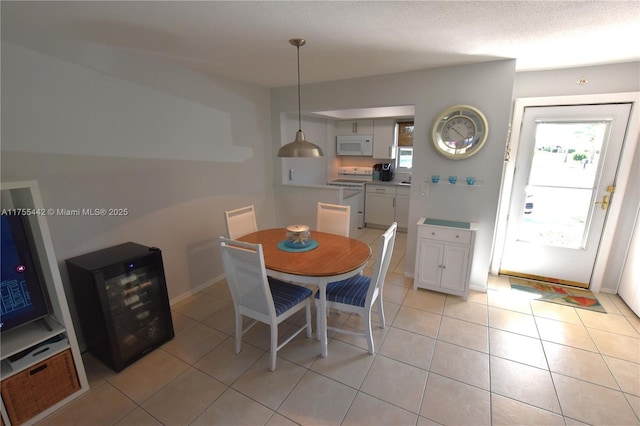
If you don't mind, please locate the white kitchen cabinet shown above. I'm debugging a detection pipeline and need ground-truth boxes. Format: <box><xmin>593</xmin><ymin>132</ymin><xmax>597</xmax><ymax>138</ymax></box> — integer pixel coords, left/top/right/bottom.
<box><xmin>395</xmin><ymin>186</ymin><xmax>410</xmax><ymax>229</ymax></box>
<box><xmin>365</xmin><ymin>185</ymin><xmax>395</xmax><ymax>226</ymax></box>
<box><xmin>414</xmin><ymin>218</ymin><xmax>477</xmax><ymax>300</ymax></box>
<box><xmin>373</xmin><ymin>118</ymin><xmax>397</xmax><ymax>159</ymax></box>
<box><xmin>337</xmin><ymin>119</ymin><xmax>374</xmax><ymax>136</ymax></box>
<box><xmin>341</xmin><ymin>190</ymin><xmax>364</xmax><ymax>236</ymax></box>
<box><xmin>365</xmin><ymin>184</ymin><xmax>409</xmax><ymax>229</ymax></box>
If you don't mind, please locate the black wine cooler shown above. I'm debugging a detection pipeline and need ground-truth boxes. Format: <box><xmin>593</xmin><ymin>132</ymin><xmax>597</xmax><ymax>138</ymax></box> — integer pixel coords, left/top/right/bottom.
<box><xmin>66</xmin><ymin>242</ymin><xmax>174</xmax><ymax>372</ymax></box>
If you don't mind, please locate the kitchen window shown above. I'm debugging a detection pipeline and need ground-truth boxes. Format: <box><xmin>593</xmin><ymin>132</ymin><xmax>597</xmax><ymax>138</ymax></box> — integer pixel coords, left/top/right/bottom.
<box><xmin>396</xmin><ymin>121</ymin><xmax>414</xmax><ymax>170</ymax></box>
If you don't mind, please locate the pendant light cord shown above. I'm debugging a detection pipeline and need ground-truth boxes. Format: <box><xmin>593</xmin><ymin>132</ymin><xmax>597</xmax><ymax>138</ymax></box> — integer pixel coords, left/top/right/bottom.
<box><xmin>296</xmin><ymin>44</ymin><xmax>302</xmax><ymax>132</ymax></box>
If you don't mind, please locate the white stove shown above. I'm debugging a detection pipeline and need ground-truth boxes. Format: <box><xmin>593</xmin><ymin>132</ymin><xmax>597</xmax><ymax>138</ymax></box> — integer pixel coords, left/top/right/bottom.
<box><xmin>327</xmin><ymin>167</ymin><xmax>373</xmax><ymax>188</ymax></box>
<box><xmin>327</xmin><ymin>167</ymin><xmax>372</xmax><ymax>229</ymax></box>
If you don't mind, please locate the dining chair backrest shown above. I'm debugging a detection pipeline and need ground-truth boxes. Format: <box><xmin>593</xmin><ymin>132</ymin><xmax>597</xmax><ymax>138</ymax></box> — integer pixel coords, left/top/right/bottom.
<box><xmin>368</xmin><ymin>222</ymin><xmax>397</xmax><ymax>305</ymax></box>
<box><xmin>219</xmin><ymin>237</ymin><xmax>275</xmax><ymax>322</ymax></box>
<box><xmin>316</xmin><ymin>202</ymin><xmax>350</xmax><ymax>237</ymax></box>
<box><xmin>219</xmin><ymin>236</ymin><xmax>313</xmax><ymax>371</ymax></box>
<box><xmin>225</xmin><ymin>205</ymin><xmax>258</xmax><ymax>239</ymax></box>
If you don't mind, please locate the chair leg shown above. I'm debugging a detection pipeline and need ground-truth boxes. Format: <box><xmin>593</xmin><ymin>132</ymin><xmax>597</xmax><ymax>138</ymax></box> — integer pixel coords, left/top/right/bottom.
<box><xmin>235</xmin><ymin>311</ymin><xmax>243</xmax><ymax>354</ymax></box>
<box><xmin>376</xmin><ymin>295</ymin><xmax>386</xmax><ymax>328</ymax></box>
<box><xmin>305</xmin><ymin>301</ymin><xmax>313</xmax><ymax>338</ymax></box>
<box><xmin>365</xmin><ymin>308</ymin><xmax>374</xmax><ymax>354</ymax></box>
<box><xmin>270</xmin><ymin>323</ymin><xmax>278</xmax><ymax>371</ymax></box>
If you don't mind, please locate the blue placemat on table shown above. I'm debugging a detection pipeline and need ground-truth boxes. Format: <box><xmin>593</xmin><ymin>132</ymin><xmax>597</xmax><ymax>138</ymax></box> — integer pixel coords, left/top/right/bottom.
<box><xmin>277</xmin><ymin>239</ymin><xmax>319</xmax><ymax>252</ymax></box>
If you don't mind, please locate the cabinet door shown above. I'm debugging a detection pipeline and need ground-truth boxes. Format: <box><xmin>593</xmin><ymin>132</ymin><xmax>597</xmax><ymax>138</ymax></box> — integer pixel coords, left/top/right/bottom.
<box><xmin>373</xmin><ymin>119</ymin><xmax>397</xmax><ymax>159</ymax></box>
<box><xmin>355</xmin><ymin>119</ymin><xmax>374</xmax><ymax>134</ymax></box>
<box><xmin>395</xmin><ymin>195</ymin><xmax>410</xmax><ymax>228</ymax></box>
<box><xmin>416</xmin><ymin>240</ymin><xmax>443</xmax><ymax>288</ymax></box>
<box><xmin>336</xmin><ymin>120</ymin><xmax>354</xmax><ymax>135</ymax></box>
<box><xmin>337</xmin><ymin>119</ymin><xmax>374</xmax><ymax>135</ymax></box>
<box><xmin>365</xmin><ymin>193</ymin><xmax>395</xmax><ymax>225</ymax></box>
<box><xmin>441</xmin><ymin>245</ymin><xmax>470</xmax><ymax>292</ymax></box>
<box><xmin>342</xmin><ymin>193</ymin><xmax>361</xmax><ymax>236</ymax></box>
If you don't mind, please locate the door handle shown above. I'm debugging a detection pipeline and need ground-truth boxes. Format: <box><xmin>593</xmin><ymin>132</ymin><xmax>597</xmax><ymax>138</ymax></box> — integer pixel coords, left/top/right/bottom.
<box><xmin>595</xmin><ymin>195</ymin><xmax>610</xmax><ymax>210</ymax></box>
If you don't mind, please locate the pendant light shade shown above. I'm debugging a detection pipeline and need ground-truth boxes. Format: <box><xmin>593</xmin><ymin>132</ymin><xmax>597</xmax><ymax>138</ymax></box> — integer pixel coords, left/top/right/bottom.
<box><xmin>278</xmin><ymin>39</ymin><xmax>323</xmax><ymax>158</ymax></box>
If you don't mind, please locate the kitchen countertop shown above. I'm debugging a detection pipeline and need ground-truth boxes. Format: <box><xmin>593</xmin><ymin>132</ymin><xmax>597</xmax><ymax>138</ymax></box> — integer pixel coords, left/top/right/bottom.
<box><xmin>367</xmin><ymin>180</ymin><xmax>411</xmax><ymax>187</ymax></box>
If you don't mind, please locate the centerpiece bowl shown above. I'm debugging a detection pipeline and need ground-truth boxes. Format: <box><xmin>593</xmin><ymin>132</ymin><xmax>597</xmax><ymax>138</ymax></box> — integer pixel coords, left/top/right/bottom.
<box><xmin>285</xmin><ymin>225</ymin><xmax>311</xmax><ymax>248</ymax></box>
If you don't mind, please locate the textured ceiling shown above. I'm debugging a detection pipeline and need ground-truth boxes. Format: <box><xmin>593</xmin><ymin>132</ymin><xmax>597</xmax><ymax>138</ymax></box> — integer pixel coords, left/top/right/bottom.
<box><xmin>2</xmin><ymin>1</ymin><xmax>639</xmax><ymax>88</ymax></box>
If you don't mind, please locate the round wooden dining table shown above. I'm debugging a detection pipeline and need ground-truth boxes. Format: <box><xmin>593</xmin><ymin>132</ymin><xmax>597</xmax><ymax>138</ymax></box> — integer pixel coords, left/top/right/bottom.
<box><xmin>238</xmin><ymin>228</ymin><xmax>372</xmax><ymax>357</ymax></box>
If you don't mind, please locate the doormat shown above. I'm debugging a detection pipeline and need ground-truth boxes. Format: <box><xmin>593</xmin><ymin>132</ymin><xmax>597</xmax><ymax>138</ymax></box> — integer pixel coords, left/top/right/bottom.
<box><xmin>510</xmin><ymin>278</ymin><xmax>606</xmax><ymax>313</ymax></box>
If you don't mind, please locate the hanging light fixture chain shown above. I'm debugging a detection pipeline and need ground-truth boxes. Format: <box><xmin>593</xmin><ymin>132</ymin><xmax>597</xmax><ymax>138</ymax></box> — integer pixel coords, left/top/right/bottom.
<box><xmin>296</xmin><ymin>42</ymin><xmax>301</xmax><ymax>131</ymax></box>
<box><xmin>290</xmin><ymin>38</ymin><xmax>306</xmax><ymax>132</ymax></box>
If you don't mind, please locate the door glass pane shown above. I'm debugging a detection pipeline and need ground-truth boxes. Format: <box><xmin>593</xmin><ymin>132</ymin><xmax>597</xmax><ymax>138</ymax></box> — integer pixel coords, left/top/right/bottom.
<box><xmin>517</xmin><ymin>121</ymin><xmax>609</xmax><ymax>248</ymax></box>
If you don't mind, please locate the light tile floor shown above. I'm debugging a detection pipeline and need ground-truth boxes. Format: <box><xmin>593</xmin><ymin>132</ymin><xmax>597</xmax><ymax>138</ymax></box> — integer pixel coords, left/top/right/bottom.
<box><xmin>38</xmin><ymin>228</ymin><xmax>640</xmax><ymax>425</ymax></box>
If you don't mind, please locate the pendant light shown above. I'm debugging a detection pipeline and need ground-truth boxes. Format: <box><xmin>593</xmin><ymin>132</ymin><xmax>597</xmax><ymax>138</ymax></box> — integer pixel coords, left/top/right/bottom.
<box><xmin>277</xmin><ymin>38</ymin><xmax>323</xmax><ymax>158</ymax></box>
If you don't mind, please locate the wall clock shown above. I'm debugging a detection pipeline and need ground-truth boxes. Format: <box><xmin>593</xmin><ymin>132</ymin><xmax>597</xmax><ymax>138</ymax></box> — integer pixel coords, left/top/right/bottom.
<box><xmin>432</xmin><ymin>105</ymin><xmax>488</xmax><ymax>160</ymax></box>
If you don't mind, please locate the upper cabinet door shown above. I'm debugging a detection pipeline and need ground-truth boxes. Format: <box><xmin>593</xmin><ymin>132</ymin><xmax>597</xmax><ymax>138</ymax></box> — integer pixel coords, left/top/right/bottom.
<box><xmin>337</xmin><ymin>119</ymin><xmax>374</xmax><ymax>135</ymax></box>
<box><xmin>373</xmin><ymin>118</ymin><xmax>396</xmax><ymax>159</ymax></box>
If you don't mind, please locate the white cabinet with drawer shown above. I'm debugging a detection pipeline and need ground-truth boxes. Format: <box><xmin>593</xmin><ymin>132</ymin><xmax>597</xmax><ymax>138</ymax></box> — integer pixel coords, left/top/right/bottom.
<box><xmin>414</xmin><ymin>218</ymin><xmax>477</xmax><ymax>300</ymax></box>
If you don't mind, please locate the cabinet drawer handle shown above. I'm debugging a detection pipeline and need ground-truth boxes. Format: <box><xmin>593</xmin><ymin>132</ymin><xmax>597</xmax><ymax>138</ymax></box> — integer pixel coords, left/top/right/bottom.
<box><xmin>431</xmin><ymin>232</ymin><xmax>436</xmax><ymax>235</ymax></box>
<box><xmin>30</xmin><ymin>364</ymin><xmax>49</xmax><ymax>375</ymax></box>
<box><xmin>456</xmin><ymin>235</ymin><xmax>459</xmax><ymax>238</ymax></box>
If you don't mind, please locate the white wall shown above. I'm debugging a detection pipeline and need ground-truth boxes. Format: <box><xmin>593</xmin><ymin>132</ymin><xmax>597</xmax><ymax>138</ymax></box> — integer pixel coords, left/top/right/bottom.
<box><xmin>1</xmin><ymin>41</ymin><xmax>275</xmax><ymax>321</ymax></box>
<box><xmin>514</xmin><ymin>62</ymin><xmax>640</xmax><ymax>98</ymax></box>
<box><xmin>272</xmin><ymin>60</ymin><xmax>517</xmax><ymax>291</ymax></box>
<box><xmin>612</xmin><ymin>137</ymin><xmax>640</xmax><ymax>307</ymax></box>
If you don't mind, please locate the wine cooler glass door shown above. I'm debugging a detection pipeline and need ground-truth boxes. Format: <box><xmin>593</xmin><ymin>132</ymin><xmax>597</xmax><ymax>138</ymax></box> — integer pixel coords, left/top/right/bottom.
<box><xmin>99</xmin><ymin>255</ymin><xmax>173</xmax><ymax>368</ymax></box>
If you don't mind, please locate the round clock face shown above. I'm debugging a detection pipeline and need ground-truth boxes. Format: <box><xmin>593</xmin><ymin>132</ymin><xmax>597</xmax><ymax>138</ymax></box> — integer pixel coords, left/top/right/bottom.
<box><xmin>441</xmin><ymin>116</ymin><xmax>476</xmax><ymax>147</ymax></box>
<box><xmin>432</xmin><ymin>105</ymin><xmax>488</xmax><ymax>159</ymax></box>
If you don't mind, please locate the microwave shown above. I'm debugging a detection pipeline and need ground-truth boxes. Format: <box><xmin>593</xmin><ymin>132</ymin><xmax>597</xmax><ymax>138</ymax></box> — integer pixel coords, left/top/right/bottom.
<box><xmin>336</xmin><ymin>135</ymin><xmax>373</xmax><ymax>156</ymax></box>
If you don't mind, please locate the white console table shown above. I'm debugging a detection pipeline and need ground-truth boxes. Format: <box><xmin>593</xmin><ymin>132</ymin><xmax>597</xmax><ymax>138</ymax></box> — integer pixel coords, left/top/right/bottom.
<box><xmin>414</xmin><ymin>218</ymin><xmax>477</xmax><ymax>301</ymax></box>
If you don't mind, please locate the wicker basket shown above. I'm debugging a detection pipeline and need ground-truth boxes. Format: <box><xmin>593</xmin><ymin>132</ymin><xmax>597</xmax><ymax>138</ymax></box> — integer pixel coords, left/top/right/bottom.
<box><xmin>1</xmin><ymin>349</ymin><xmax>79</xmax><ymax>425</ymax></box>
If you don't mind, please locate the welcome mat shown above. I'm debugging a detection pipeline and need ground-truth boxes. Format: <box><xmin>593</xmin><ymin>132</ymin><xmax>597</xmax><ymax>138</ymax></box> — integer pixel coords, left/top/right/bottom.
<box><xmin>510</xmin><ymin>278</ymin><xmax>606</xmax><ymax>313</ymax></box>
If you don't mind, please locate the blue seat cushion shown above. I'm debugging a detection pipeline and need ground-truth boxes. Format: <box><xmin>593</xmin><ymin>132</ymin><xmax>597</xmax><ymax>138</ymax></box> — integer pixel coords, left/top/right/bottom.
<box><xmin>268</xmin><ymin>278</ymin><xmax>313</xmax><ymax>316</ymax></box>
<box><xmin>315</xmin><ymin>274</ymin><xmax>371</xmax><ymax>307</ymax></box>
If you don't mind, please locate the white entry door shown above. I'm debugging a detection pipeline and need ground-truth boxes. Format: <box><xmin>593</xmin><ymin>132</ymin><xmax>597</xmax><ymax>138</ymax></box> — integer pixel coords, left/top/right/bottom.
<box><xmin>500</xmin><ymin>103</ymin><xmax>632</xmax><ymax>288</ymax></box>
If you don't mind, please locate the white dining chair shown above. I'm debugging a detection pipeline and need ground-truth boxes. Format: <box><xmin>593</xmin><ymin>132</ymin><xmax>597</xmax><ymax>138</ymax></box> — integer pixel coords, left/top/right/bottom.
<box><xmin>219</xmin><ymin>236</ymin><xmax>313</xmax><ymax>371</ymax></box>
<box><xmin>316</xmin><ymin>202</ymin><xmax>350</xmax><ymax>237</ymax></box>
<box><xmin>225</xmin><ymin>205</ymin><xmax>258</xmax><ymax>239</ymax></box>
<box><xmin>316</xmin><ymin>222</ymin><xmax>397</xmax><ymax>354</ymax></box>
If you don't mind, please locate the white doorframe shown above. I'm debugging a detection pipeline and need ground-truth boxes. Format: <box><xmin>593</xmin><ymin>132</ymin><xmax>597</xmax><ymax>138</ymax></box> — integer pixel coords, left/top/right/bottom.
<box><xmin>491</xmin><ymin>92</ymin><xmax>640</xmax><ymax>293</ymax></box>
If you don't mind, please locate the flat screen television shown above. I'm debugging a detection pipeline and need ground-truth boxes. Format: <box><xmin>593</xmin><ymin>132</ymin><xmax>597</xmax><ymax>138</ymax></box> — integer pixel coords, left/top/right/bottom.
<box><xmin>1</xmin><ymin>215</ymin><xmax>50</xmax><ymax>333</ymax></box>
